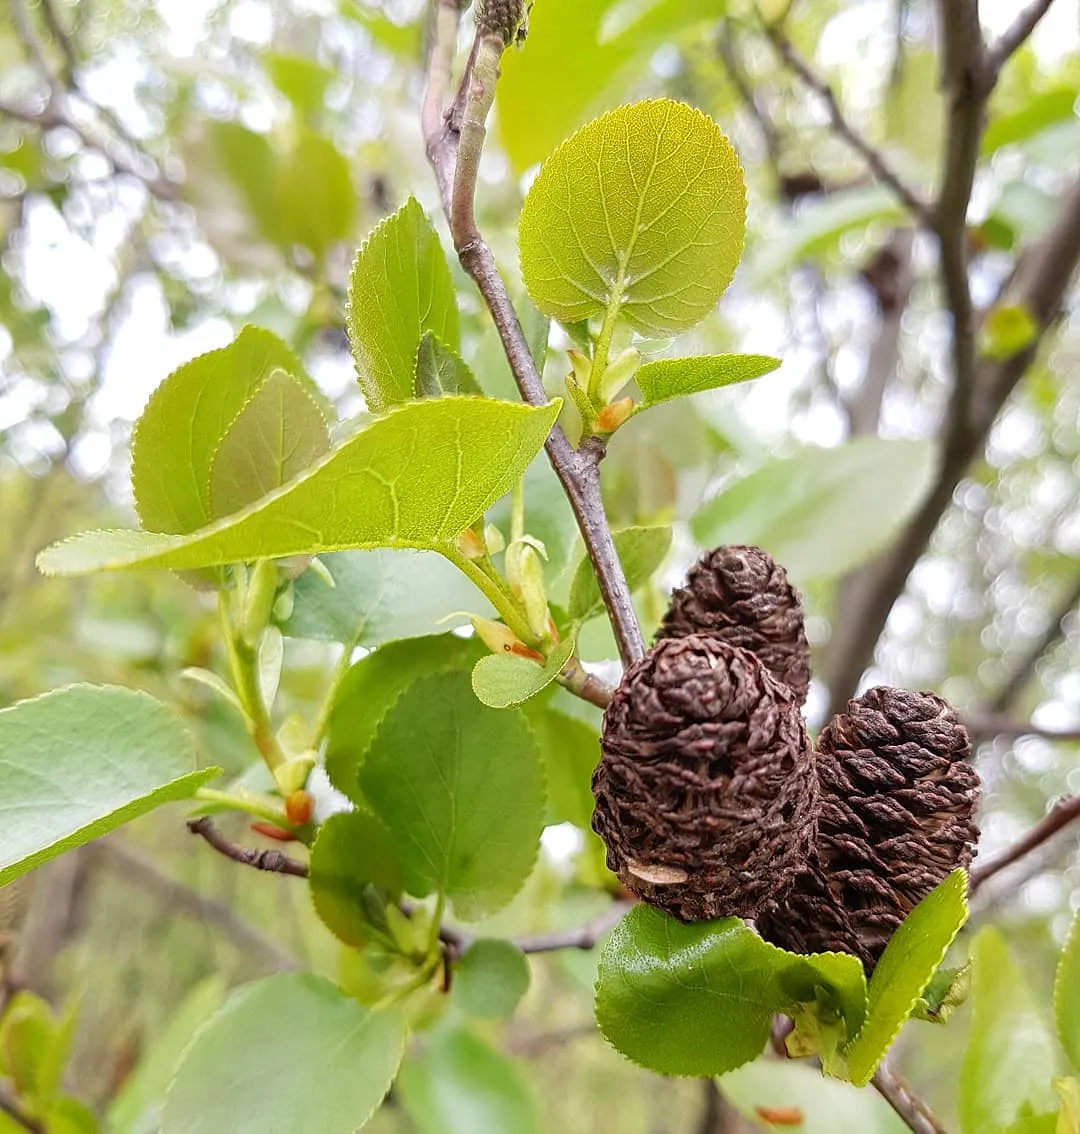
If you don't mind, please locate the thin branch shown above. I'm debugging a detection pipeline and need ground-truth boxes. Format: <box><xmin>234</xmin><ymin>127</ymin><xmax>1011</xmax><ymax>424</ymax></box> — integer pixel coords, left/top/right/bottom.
<box><xmin>986</xmin><ymin>0</ymin><xmax>1057</xmax><ymax>77</ymax></box>
<box><xmin>826</xmin><ymin>172</ymin><xmax>1080</xmax><ymax>715</ymax></box>
<box><xmin>421</xmin><ymin>3</ymin><xmax>645</xmax><ymax>668</ymax></box>
<box><xmin>0</xmin><ymin>1087</ymin><xmax>43</xmax><ymax>1134</ymax></box>
<box><xmin>37</xmin><ymin>0</ymin><xmax>77</xmax><ymax>86</ymax></box>
<box><xmin>93</xmin><ymin>839</ymin><xmax>298</xmax><ymax>971</ymax></box>
<box><xmin>970</xmin><ymin>794</ymin><xmax>1080</xmax><ymax>891</ymax></box>
<box><xmin>187</xmin><ymin>818</ymin><xmax>310</xmax><ymax>877</ymax></box>
<box><xmin>717</xmin><ymin>27</ymin><xmax>782</xmax><ymax>183</ymax></box>
<box><xmin>512</xmin><ymin>902</ymin><xmax>632</xmax><ymax>954</ymax></box>
<box><xmin>873</xmin><ymin>1062</ymin><xmax>950</xmax><ymax>1134</ymax></box>
<box><xmin>765</xmin><ymin>27</ymin><xmax>931</xmax><ymax>223</ymax></box>
<box><xmin>986</xmin><ymin>574</ymin><xmax>1080</xmax><ymax>714</ymax></box>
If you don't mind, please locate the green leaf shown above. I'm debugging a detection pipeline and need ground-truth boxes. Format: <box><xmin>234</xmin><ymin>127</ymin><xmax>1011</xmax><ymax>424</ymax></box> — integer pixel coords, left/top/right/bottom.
<box><xmin>265</xmin><ymin>53</ymin><xmax>333</xmax><ymax>118</ymax></box>
<box><xmin>522</xmin><ymin>705</ymin><xmax>599</xmax><ymax>828</ymax></box>
<box><xmin>205</xmin><ymin>123</ymin><xmax>282</xmax><ymax>247</ymax></box>
<box><xmin>108</xmin><ymin>977</ymin><xmax>227</xmax><ymax>1134</ymax></box>
<box><xmin>961</xmin><ymin>927</ymin><xmax>1057</xmax><ymax>1134</ymax></box>
<box><xmin>749</xmin><ymin>184</ymin><xmax>908</xmax><ymax>281</ymax></box>
<box><xmin>276</xmin><ymin>128</ymin><xmax>356</xmax><ymax>258</ymax></box>
<box><xmin>471</xmin><ymin>635</ymin><xmax>577</xmax><ymax>709</ymax></box>
<box><xmin>0</xmin><ymin>685</ymin><xmax>218</xmax><ymax>887</ymax></box>
<box><xmin>721</xmin><ymin>1060</ymin><xmax>909</xmax><ymax>1134</ymax></box>
<box><xmin>281</xmin><ymin>548</ymin><xmax>493</xmax><ymax>645</ymax></box>
<box><xmin>397</xmin><ymin>1029</ymin><xmax>541</xmax><ymax>1134</ymax></box>
<box><xmin>634</xmin><ymin>355</ymin><xmax>780</xmax><ymax>410</ymax></box>
<box><xmin>325</xmin><ymin>634</ymin><xmax>481</xmax><ymax>804</ymax></box>
<box><xmin>162</xmin><ymin>974</ymin><xmax>405</xmax><ymax>1134</ymax></box>
<box><xmin>497</xmin><ymin>0</ymin><xmax>727</xmax><ymax>173</ymax></box>
<box><xmin>979</xmin><ymin>303</ymin><xmax>1039</xmax><ymax>361</ymax></box>
<box><xmin>0</xmin><ymin>992</ymin><xmax>57</xmax><ymax>1103</ymax></box>
<box><xmin>209</xmin><ymin>368</ymin><xmax>331</xmax><ymax>518</ymax></box>
<box><xmin>131</xmin><ymin>325</ymin><xmax>322</xmax><ymax>537</ymax></box>
<box><xmin>308</xmin><ymin>811</ymin><xmax>403</xmax><ymax>947</ymax></box>
<box><xmin>38</xmin><ymin>398</ymin><xmax>560</xmax><ymax>576</ymax></box>
<box><xmin>911</xmin><ymin>962</ymin><xmax>971</xmax><ymax>1024</ymax></box>
<box><xmin>452</xmin><ymin>939</ymin><xmax>531</xmax><ymax>1019</ymax></box>
<box><xmin>358</xmin><ymin>672</ymin><xmax>544</xmax><ymax>920</ymax></box>
<box><xmin>1058</xmin><ymin>911</ymin><xmax>1080</xmax><ymax>1072</ymax></box>
<box><xmin>596</xmin><ymin>908</ymin><xmax>777</xmax><ymax>1077</ymax></box>
<box><xmin>519</xmin><ymin>99</ymin><xmax>745</xmax><ymax>338</ymax></box>
<box><xmin>415</xmin><ymin>332</ymin><xmax>481</xmax><ymax>398</ymax></box>
<box><xmin>692</xmin><ymin>439</ymin><xmax>936</xmax><ymax>584</ymax></box>
<box><xmin>567</xmin><ymin>525</ymin><xmax>671</xmax><ymax>623</ymax></box>
<box><xmin>844</xmin><ymin>870</ymin><xmax>969</xmax><ymax>1086</ymax></box>
<box><xmin>348</xmin><ymin>198</ymin><xmax>459</xmax><ymax>411</ymax></box>
<box><xmin>983</xmin><ymin>87</ymin><xmax>1080</xmax><ymax>155</ymax></box>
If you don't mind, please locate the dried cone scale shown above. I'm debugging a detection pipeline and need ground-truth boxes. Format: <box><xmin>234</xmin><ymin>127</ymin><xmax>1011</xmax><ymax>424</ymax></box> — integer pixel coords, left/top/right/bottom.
<box><xmin>756</xmin><ymin>686</ymin><xmax>980</xmax><ymax>971</ymax></box>
<box><xmin>657</xmin><ymin>545</ymin><xmax>812</xmax><ymax>705</ymax></box>
<box><xmin>592</xmin><ymin>635</ymin><xmax>818</xmax><ymax>921</ymax></box>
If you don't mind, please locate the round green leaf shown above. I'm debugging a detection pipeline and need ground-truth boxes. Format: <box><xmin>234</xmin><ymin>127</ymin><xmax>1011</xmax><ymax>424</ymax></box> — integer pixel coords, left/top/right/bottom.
<box><xmin>452</xmin><ymin>940</ymin><xmax>531</xmax><ymax>1019</ymax></box>
<box><xmin>397</xmin><ymin>1029</ymin><xmax>541</xmax><ymax>1134</ymax></box>
<box><xmin>471</xmin><ymin>636</ymin><xmax>577</xmax><ymax>709</ymax></box>
<box><xmin>358</xmin><ymin>672</ymin><xmax>545</xmax><ymax>920</ymax></box>
<box><xmin>595</xmin><ymin>906</ymin><xmax>778</xmax><ymax>1077</ymax></box>
<box><xmin>519</xmin><ymin>99</ymin><xmax>746</xmax><ymax>337</ymax></box>
<box><xmin>691</xmin><ymin>438</ymin><xmax>936</xmax><ymax>584</ymax></box>
<box><xmin>0</xmin><ymin>685</ymin><xmax>217</xmax><ymax>887</ymax></box>
<box><xmin>567</xmin><ymin>525</ymin><xmax>671</xmax><ymax>623</ymax></box>
<box><xmin>308</xmin><ymin>811</ymin><xmax>403</xmax><ymax>946</ymax></box>
<box><xmin>162</xmin><ymin>974</ymin><xmax>405</xmax><ymax>1134</ymax></box>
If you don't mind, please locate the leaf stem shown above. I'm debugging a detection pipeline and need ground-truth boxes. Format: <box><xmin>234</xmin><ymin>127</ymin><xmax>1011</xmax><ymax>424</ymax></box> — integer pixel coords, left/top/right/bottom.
<box><xmin>422</xmin><ymin>10</ymin><xmax>645</xmax><ymax>668</ymax></box>
<box><xmin>440</xmin><ymin>542</ymin><xmax>537</xmax><ymax>646</ymax></box>
<box><xmin>510</xmin><ymin>477</ymin><xmax>526</xmax><ymax>543</ymax></box>
<box><xmin>219</xmin><ymin>589</ymin><xmax>285</xmax><ymax>772</ymax></box>
<box><xmin>311</xmin><ymin>633</ymin><xmax>361</xmax><ymax>749</ymax></box>
<box><xmin>194</xmin><ymin>787</ymin><xmax>291</xmax><ymax>828</ymax></box>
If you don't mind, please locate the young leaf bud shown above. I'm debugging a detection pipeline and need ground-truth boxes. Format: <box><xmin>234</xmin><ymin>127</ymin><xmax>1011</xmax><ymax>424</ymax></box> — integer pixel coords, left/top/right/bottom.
<box><xmin>506</xmin><ymin>542</ymin><xmax>549</xmax><ymax>639</ymax></box>
<box><xmin>455</xmin><ymin>527</ymin><xmax>486</xmax><ymax>560</ymax></box>
<box><xmin>595</xmin><ymin>397</ymin><xmax>635</xmax><ymax>434</ymax></box>
<box><xmin>484</xmin><ymin>523</ymin><xmax>506</xmax><ymax>555</ymax></box>
<box><xmin>274</xmin><ymin>753</ymin><xmax>316</xmax><ymax>797</ymax></box>
<box><xmin>284</xmin><ymin>789</ymin><xmax>314</xmax><ymax>828</ymax></box>
<box><xmin>596</xmin><ymin>346</ymin><xmax>641</xmax><ymax>404</ymax></box>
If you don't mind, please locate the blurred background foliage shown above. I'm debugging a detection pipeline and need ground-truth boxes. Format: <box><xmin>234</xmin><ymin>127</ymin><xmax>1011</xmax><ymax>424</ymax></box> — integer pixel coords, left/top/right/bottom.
<box><xmin>0</xmin><ymin>0</ymin><xmax>1078</xmax><ymax>1130</ymax></box>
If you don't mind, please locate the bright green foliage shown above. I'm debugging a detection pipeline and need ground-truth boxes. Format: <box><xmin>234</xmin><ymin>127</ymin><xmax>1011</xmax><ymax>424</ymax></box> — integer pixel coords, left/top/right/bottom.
<box><xmin>325</xmin><ymin>635</ymin><xmax>481</xmax><ymax>803</ymax></box>
<box><xmin>633</xmin><ymin>355</ymin><xmax>780</xmax><ymax>410</ymax></box>
<box><xmin>108</xmin><ymin>978</ymin><xmax>226</xmax><ymax>1134</ymax></box>
<box><xmin>1057</xmin><ymin>911</ymin><xmax>1080</xmax><ymax>1071</ymax></box>
<box><xmin>347</xmin><ymin>198</ymin><xmax>459</xmax><ymax>411</ymax></box>
<box><xmin>692</xmin><ymin>438</ymin><xmax>936</xmax><ymax>583</ymax></box>
<box><xmin>980</xmin><ymin>303</ymin><xmax>1039</xmax><ymax>360</ymax></box>
<box><xmin>397</xmin><ymin>1029</ymin><xmax>542</xmax><ymax>1134</ymax></box>
<box><xmin>595</xmin><ymin>907</ymin><xmax>864</xmax><ymax>1078</ymax></box>
<box><xmin>960</xmin><ymin>927</ymin><xmax>1057</xmax><ymax>1134</ymax></box>
<box><xmin>982</xmin><ymin>87</ymin><xmax>1080</xmax><ymax>154</ymax></box>
<box><xmin>274</xmin><ymin>128</ymin><xmax>357</xmax><ymax>260</ymax></box>
<box><xmin>497</xmin><ymin>0</ymin><xmax>727</xmax><ymax>173</ymax></box>
<box><xmin>519</xmin><ymin>99</ymin><xmax>746</xmax><ymax>337</ymax></box>
<box><xmin>308</xmin><ymin>811</ymin><xmax>404</xmax><ymax>947</ymax></box>
<box><xmin>209</xmin><ymin>369</ymin><xmax>331</xmax><ymax>518</ymax></box>
<box><xmin>358</xmin><ymin>672</ymin><xmax>544</xmax><ymax>920</ymax></box>
<box><xmin>265</xmin><ymin>53</ymin><xmax>332</xmax><ymax>118</ymax></box>
<box><xmin>843</xmin><ymin>870</ymin><xmax>969</xmax><ymax>1086</ymax></box>
<box><xmin>280</xmin><ymin>549</ymin><xmax>493</xmax><ymax>645</ymax></box>
<box><xmin>567</xmin><ymin>525</ymin><xmax>671</xmax><ymax>623</ymax></box>
<box><xmin>37</xmin><ymin>398</ymin><xmax>560</xmax><ymax>576</ymax></box>
<box><xmin>471</xmin><ymin>635</ymin><xmax>577</xmax><ymax>708</ymax></box>
<box><xmin>162</xmin><ymin>974</ymin><xmax>405</xmax><ymax>1134</ymax></box>
<box><xmin>721</xmin><ymin>1060</ymin><xmax>908</xmax><ymax>1134</ymax></box>
<box><xmin>452</xmin><ymin>940</ymin><xmax>531</xmax><ymax>1019</ymax></box>
<box><xmin>131</xmin><ymin>325</ymin><xmax>320</xmax><ymax>536</ymax></box>
<box><xmin>523</xmin><ymin>704</ymin><xmax>599</xmax><ymax>828</ymax></box>
<box><xmin>0</xmin><ymin>685</ymin><xmax>217</xmax><ymax>886</ymax></box>
<box><xmin>415</xmin><ymin>332</ymin><xmax>482</xmax><ymax>398</ymax></box>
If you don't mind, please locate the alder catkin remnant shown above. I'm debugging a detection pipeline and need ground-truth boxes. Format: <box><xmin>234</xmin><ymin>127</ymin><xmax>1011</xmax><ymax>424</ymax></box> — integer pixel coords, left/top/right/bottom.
<box><xmin>592</xmin><ymin>635</ymin><xmax>818</xmax><ymax>921</ymax></box>
<box><xmin>474</xmin><ymin>0</ymin><xmax>526</xmax><ymax>44</ymax></box>
<box><xmin>756</xmin><ymin>686</ymin><xmax>980</xmax><ymax>971</ymax></box>
<box><xmin>657</xmin><ymin>545</ymin><xmax>811</xmax><ymax>705</ymax></box>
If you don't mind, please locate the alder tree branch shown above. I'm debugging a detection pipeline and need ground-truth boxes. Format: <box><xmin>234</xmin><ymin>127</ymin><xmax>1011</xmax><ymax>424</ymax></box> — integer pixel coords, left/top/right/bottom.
<box><xmin>970</xmin><ymin>794</ymin><xmax>1080</xmax><ymax>892</ymax></box>
<box><xmin>765</xmin><ymin>27</ymin><xmax>931</xmax><ymax>223</ymax></box>
<box><xmin>965</xmin><ymin>716</ymin><xmax>1080</xmax><ymax>744</ymax></box>
<box><xmin>421</xmin><ymin>1</ymin><xmax>645</xmax><ymax>668</ymax></box>
<box><xmin>187</xmin><ymin>818</ymin><xmax>310</xmax><ymax>878</ymax></box>
<box><xmin>826</xmin><ymin>171</ymin><xmax>1080</xmax><ymax>716</ymax></box>
<box><xmin>511</xmin><ymin>902</ymin><xmax>633</xmax><ymax>954</ymax></box>
<box><xmin>873</xmin><ymin>1062</ymin><xmax>950</xmax><ymax>1134</ymax></box>
<box><xmin>0</xmin><ymin>1087</ymin><xmax>43</xmax><ymax>1134</ymax></box>
<box><xmin>986</xmin><ymin>0</ymin><xmax>1058</xmax><ymax>77</ymax></box>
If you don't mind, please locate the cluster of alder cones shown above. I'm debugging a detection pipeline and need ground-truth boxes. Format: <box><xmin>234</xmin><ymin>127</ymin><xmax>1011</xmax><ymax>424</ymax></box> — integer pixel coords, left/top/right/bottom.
<box><xmin>591</xmin><ymin>546</ymin><xmax>981</xmax><ymax>971</ymax></box>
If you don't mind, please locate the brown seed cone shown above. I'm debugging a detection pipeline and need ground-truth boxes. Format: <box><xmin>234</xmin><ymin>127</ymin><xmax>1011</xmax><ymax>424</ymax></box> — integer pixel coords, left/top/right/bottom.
<box><xmin>656</xmin><ymin>545</ymin><xmax>811</xmax><ymax>705</ymax></box>
<box><xmin>591</xmin><ymin>635</ymin><xmax>818</xmax><ymax>921</ymax></box>
<box><xmin>757</xmin><ymin>686</ymin><xmax>980</xmax><ymax>971</ymax></box>
<box><xmin>475</xmin><ymin>0</ymin><xmax>526</xmax><ymax>43</ymax></box>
